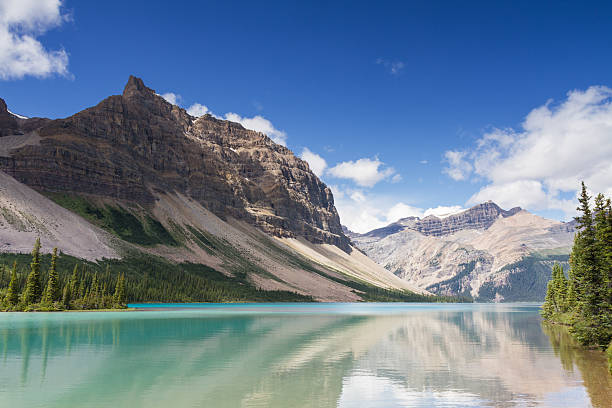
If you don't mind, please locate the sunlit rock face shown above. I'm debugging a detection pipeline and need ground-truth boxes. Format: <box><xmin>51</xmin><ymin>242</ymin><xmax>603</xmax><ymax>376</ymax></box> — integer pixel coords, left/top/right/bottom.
<box><xmin>0</xmin><ymin>77</ymin><xmax>350</xmax><ymax>252</ymax></box>
<box><xmin>351</xmin><ymin>203</ymin><xmax>576</xmax><ymax>301</ymax></box>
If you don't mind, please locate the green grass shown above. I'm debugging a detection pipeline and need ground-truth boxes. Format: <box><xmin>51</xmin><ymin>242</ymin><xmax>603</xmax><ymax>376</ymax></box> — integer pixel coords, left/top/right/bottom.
<box><xmin>45</xmin><ymin>193</ymin><xmax>178</xmax><ymax>247</ymax></box>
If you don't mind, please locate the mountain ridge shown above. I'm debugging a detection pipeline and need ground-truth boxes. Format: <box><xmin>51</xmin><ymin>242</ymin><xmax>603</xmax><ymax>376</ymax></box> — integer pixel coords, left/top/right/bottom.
<box><xmin>350</xmin><ymin>202</ymin><xmax>575</xmax><ymax>301</ymax></box>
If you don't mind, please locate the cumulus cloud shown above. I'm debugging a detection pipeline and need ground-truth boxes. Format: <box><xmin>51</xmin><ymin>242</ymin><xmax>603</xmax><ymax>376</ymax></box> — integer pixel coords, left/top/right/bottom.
<box><xmin>328</xmin><ymin>157</ymin><xmax>397</xmax><ymax>187</ymax></box>
<box><xmin>300</xmin><ymin>148</ymin><xmax>327</xmax><ymax>177</ymax></box>
<box><xmin>187</xmin><ymin>103</ymin><xmax>210</xmax><ymax>117</ymax></box>
<box><xmin>331</xmin><ymin>185</ymin><xmax>463</xmax><ymax>233</ymax></box>
<box><xmin>224</xmin><ymin>112</ymin><xmax>287</xmax><ymax>146</ymax></box>
<box><xmin>161</xmin><ymin>92</ymin><xmax>181</xmax><ymax>105</ymax></box>
<box><xmin>0</xmin><ymin>0</ymin><xmax>70</xmax><ymax>80</ymax></box>
<box><xmin>444</xmin><ymin>86</ymin><xmax>612</xmax><ymax>217</ymax></box>
<box><xmin>376</xmin><ymin>58</ymin><xmax>405</xmax><ymax>75</ymax></box>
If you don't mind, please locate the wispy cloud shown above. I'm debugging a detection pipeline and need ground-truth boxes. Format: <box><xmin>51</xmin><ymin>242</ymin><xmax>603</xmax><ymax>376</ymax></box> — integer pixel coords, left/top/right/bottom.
<box><xmin>0</xmin><ymin>0</ymin><xmax>71</xmax><ymax>80</ymax></box>
<box><xmin>376</xmin><ymin>58</ymin><xmax>405</xmax><ymax>75</ymax></box>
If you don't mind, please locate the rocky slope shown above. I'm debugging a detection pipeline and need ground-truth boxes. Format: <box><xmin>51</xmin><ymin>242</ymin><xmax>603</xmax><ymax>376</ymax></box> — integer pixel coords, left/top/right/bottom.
<box><xmin>0</xmin><ymin>77</ymin><xmax>424</xmax><ymax>300</ymax></box>
<box><xmin>0</xmin><ymin>76</ymin><xmax>350</xmax><ymax>251</ymax></box>
<box><xmin>350</xmin><ymin>202</ymin><xmax>575</xmax><ymax>301</ymax></box>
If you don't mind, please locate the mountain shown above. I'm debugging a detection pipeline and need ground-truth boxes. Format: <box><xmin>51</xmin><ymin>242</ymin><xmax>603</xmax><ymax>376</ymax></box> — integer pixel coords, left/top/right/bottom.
<box><xmin>350</xmin><ymin>202</ymin><xmax>575</xmax><ymax>301</ymax></box>
<box><xmin>0</xmin><ymin>76</ymin><xmax>425</xmax><ymax>301</ymax></box>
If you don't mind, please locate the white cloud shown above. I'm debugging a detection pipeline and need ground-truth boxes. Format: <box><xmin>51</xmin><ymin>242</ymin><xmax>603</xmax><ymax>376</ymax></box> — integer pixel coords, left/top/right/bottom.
<box><xmin>331</xmin><ymin>185</ymin><xmax>462</xmax><ymax>233</ymax></box>
<box><xmin>300</xmin><ymin>148</ymin><xmax>327</xmax><ymax>177</ymax></box>
<box><xmin>445</xmin><ymin>86</ymin><xmax>612</xmax><ymax>218</ymax></box>
<box><xmin>0</xmin><ymin>0</ymin><xmax>70</xmax><ymax>80</ymax></box>
<box><xmin>161</xmin><ymin>92</ymin><xmax>181</xmax><ymax>105</ymax></box>
<box><xmin>376</xmin><ymin>58</ymin><xmax>405</xmax><ymax>75</ymax></box>
<box><xmin>419</xmin><ymin>160</ymin><xmax>428</xmax><ymax>164</ymax></box>
<box><xmin>187</xmin><ymin>103</ymin><xmax>210</xmax><ymax>117</ymax></box>
<box><xmin>225</xmin><ymin>112</ymin><xmax>287</xmax><ymax>146</ymax></box>
<box><xmin>443</xmin><ymin>150</ymin><xmax>472</xmax><ymax>181</ymax></box>
<box><xmin>328</xmin><ymin>157</ymin><xmax>397</xmax><ymax>188</ymax></box>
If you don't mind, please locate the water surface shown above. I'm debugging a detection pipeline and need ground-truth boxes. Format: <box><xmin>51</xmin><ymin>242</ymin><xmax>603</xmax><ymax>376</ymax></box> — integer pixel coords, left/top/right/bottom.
<box><xmin>1</xmin><ymin>303</ymin><xmax>610</xmax><ymax>407</ymax></box>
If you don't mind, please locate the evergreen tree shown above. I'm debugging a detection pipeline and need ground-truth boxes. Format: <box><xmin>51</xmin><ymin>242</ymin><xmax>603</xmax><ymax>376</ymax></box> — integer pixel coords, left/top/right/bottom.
<box><xmin>114</xmin><ymin>274</ymin><xmax>126</xmax><ymax>306</ymax></box>
<box><xmin>44</xmin><ymin>248</ymin><xmax>61</xmax><ymax>303</ymax></box>
<box><xmin>569</xmin><ymin>184</ymin><xmax>610</xmax><ymax>345</ymax></box>
<box><xmin>552</xmin><ymin>264</ymin><xmax>568</xmax><ymax>313</ymax></box>
<box><xmin>5</xmin><ymin>261</ymin><xmax>19</xmax><ymax>306</ymax></box>
<box><xmin>594</xmin><ymin>195</ymin><xmax>612</xmax><ymax>301</ymax></box>
<box><xmin>62</xmin><ymin>283</ymin><xmax>71</xmax><ymax>309</ymax></box>
<box><xmin>23</xmin><ymin>238</ymin><xmax>43</xmax><ymax>305</ymax></box>
<box><xmin>542</xmin><ymin>274</ymin><xmax>556</xmax><ymax>319</ymax></box>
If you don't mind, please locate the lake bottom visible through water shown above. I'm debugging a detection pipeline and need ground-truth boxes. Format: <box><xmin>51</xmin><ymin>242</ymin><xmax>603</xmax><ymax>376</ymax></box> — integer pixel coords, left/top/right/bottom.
<box><xmin>0</xmin><ymin>303</ymin><xmax>610</xmax><ymax>408</ymax></box>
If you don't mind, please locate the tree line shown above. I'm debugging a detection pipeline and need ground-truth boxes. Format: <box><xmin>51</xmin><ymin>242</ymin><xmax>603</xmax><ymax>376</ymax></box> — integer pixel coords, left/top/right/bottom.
<box><xmin>542</xmin><ymin>183</ymin><xmax>611</xmax><ymax>370</ymax></box>
<box><xmin>1</xmin><ymin>238</ymin><xmax>126</xmax><ymax>311</ymax></box>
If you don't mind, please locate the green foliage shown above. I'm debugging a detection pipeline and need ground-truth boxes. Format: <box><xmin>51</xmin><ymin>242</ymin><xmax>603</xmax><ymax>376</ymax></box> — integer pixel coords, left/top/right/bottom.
<box><xmin>45</xmin><ymin>193</ymin><xmax>178</xmax><ymax>247</ymax></box>
<box><xmin>43</xmin><ymin>247</ymin><xmax>61</xmax><ymax>303</ymax></box>
<box><xmin>1</xmin><ymin>240</ymin><xmax>128</xmax><ymax>312</ymax></box>
<box><xmin>23</xmin><ymin>238</ymin><xmax>43</xmax><ymax>305</ymax></box>
<box><xmin>477</xmin><ymin>254</ymin><xmax>569</xmax><ymax>302</ymax></box>
<box><xmin>543</xmin><ymin>182</ymin><xmax>612</xmax><ymax>351</ymax></box>
<box><xmin>607</xmin><ymin>342</ymin><xmax>612</xmax><ymax>375</ymax></box>
<box><xmin>5</xmin><ymin>261</ymin><xmax>19</xmax><ymax>305</ymax></box>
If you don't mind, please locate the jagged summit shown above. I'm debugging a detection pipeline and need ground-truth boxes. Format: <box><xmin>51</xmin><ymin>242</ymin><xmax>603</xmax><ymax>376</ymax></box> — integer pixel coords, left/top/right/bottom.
<box><xmin>122</xmin><ymin>75</ymin><xmax>153</xmax><ymax>98</ymax></box>
<box><xmin>0</xmin><ymin>98</ymin><xmax>19</xmax><ymax>136</ymax></box>
<box><xmin>0</xmin><ymin>76</ymin><xmax>351</xmax><ymax>252</ymax></box>
<box><xmin>361</xmin><ymin>202</ymin><xmax>523</xmax><ymax>239</ymax></box>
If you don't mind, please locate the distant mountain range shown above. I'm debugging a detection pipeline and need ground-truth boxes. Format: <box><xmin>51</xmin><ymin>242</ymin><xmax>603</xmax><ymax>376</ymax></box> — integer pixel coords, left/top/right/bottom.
<box><xmin>0</xmin><ymin>76</ymin><xmax>423</xmax><ymax>301</ymax></box>
<box><xmin>349</xmin><ymin>202</ymin><xmax>576</xmax><ymax>301</ymax></box>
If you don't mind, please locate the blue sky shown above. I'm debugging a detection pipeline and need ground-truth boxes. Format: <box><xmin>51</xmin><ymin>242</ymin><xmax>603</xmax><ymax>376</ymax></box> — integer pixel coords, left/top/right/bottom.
<box><xmin>2</xmin><ymin>1</ymin><xmax>612</xmax><ymax>232</ymax></box>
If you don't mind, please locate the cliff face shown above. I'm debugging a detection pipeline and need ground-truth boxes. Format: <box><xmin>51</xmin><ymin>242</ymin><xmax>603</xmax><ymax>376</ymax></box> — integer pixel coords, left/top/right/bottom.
<box><xmin>0</xmin><ymin>76</ymin><xmax>350</xmax><ymax>251</ymax></box>
<box><xmin>365</xmin><ymin>202</ymin><xmax>521</xmax><ymax>239</ymax></box>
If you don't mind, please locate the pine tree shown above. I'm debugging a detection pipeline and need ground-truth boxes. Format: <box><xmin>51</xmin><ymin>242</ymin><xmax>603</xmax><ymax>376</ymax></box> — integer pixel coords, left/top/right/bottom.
<box><xmin>113</xmin><ymin>274</ymin><xmax>126</xmax><ymax>306</ymax></box>
<box><xmin>62</xmin><ymin>283</ymin><xmax>71</xmax><ymax>309</ymax></box>
<box><xmin>5</xmin><ymin>261</ymin><xmax>19</xmax><ymax>306</ymax></box>
<box><xmin>569</xmin><ymin>184</ymin><xmax>610</xmax><ymax>345</ymax></box>
<box><xmin>23</xmin><ymin>238</ymin><xmax>43</xmax><ymax>305</ymax></box>
<box><xmin>542</xmin><ymin>274</ymin><xmax>556</xmax><ymax>319</ymax></box>
<box><xmin>44</xmin><ymin>248</ymin><xmax>61</xmax><ymax>303</ymax></box>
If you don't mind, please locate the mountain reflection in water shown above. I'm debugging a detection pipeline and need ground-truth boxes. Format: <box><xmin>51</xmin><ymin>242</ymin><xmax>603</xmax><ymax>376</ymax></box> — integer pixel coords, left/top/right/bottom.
<box><xmin>0</xmin><ymin>303</ymin><xmax>609</xmax><ymax>407</ymax></box>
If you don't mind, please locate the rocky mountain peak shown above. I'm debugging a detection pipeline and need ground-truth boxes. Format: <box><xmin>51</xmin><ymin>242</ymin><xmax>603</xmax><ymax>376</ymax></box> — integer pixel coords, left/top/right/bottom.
<box><xmin>0</xmin><ymin>98</ymin><xmax>19</xmax><ymax>136</ymax></box>
<box><xmin>0</xmin><ymin>76</ymin><xmax>352</xmax><ymax>252</ymax></box>
<box><xmin>358</xmin><ymin>202</ymin><xmax>524</xmax><ymax>239</ymax></box>
<box><xmin>122</xmin><ymin>75</ymin><xmax>154</xmax><ymax>99</ymax></box>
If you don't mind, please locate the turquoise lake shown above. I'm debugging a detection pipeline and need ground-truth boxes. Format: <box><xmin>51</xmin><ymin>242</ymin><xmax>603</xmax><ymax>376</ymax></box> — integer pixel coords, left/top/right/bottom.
<box><xmin>1</xmin><ymin>303</ymin><xmax>610</xmax><ymax>407</ymax></box>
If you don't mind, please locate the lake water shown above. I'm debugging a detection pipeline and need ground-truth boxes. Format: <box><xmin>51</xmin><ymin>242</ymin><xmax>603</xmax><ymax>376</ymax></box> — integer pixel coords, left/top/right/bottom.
<box><xmin>1</xmin><ymin>303</ymin><xmax>610</xmax><ymax>407</ymax></box>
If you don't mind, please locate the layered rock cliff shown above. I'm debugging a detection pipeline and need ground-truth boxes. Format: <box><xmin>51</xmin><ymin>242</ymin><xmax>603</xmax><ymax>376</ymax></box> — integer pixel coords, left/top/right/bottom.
<box><xmin>0</xmin><ymin>76</ymin><xmax>350</xmax><ymax>251</ymax></box>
